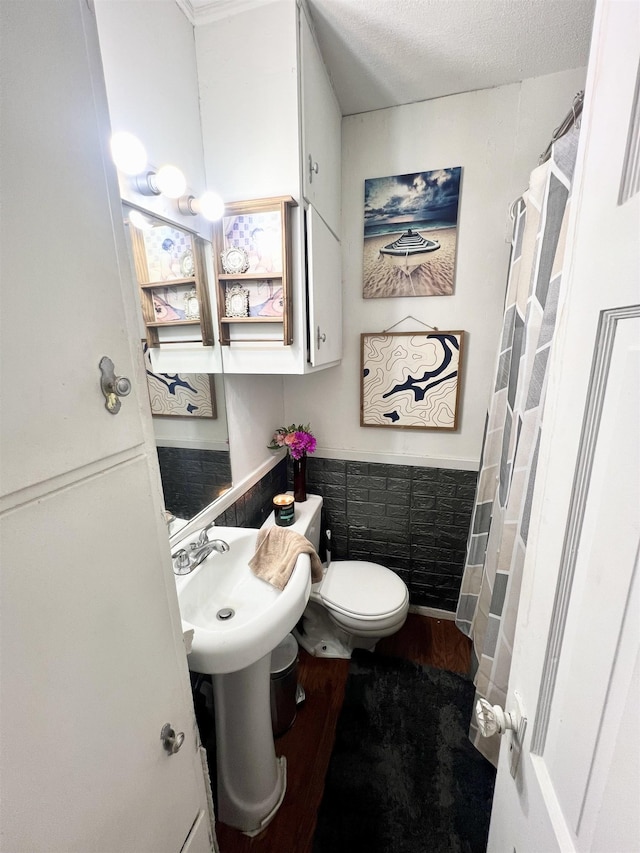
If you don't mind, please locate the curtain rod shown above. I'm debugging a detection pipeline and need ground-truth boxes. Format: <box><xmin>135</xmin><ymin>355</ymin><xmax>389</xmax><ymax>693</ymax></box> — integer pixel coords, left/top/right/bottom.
<box><xmin>539</xmin><ymin>91</ymin><xmax>584</xmax><ymax>164</ymax></box>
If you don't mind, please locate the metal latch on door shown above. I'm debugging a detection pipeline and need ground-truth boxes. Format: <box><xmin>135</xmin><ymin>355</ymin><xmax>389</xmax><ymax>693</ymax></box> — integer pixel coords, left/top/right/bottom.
<box><xmin>308</xmin><ymin>154</ymin><xmax>319</xmax><ymax>183</ymax></box>
<box><xmin>160</xmin><ymin>723</ymin><xmax>185</xmax><ymax>755</ymax></box>
<box><xmin>99</xmin><ymin>356</ymin><xmax>132</xmax><ymax>415</ymax></box>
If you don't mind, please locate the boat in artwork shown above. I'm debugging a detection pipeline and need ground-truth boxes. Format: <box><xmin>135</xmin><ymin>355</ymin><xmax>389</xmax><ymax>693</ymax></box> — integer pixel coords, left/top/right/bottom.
<box><xmin>379</xmin><ymin>228</ymin><xmax>440</xmax><ymax>275</ymax></box>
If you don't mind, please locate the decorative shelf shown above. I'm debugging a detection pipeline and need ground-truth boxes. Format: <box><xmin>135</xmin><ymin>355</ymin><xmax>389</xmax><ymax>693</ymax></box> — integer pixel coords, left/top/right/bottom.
<box><xmin>217</xmin><ymin>272</ymin><xmax>282</xmax><ymax>282</ymax></box>
<box><xmin>127</xmin><ymin>211</ymin><xmax>214</xmax><ymax>348</ymax></box>
<box><xmin>139</xmin><ymin>277</ymin><xmax>196</xmax><ymax>290</ymax></box>
<box><xmin>145</xmin><ymin>319</ymin><xmax>202</xmax><ymax>328</ymax></box>
<box><xmin>213</xmin><ymin>196</ymin><xmax>297</xmax><ymax>346</ymax></box>
<box><xmin>219</xmin><ymin>317</ymin><xmax>283</xmax><ymax>324</ymax></box>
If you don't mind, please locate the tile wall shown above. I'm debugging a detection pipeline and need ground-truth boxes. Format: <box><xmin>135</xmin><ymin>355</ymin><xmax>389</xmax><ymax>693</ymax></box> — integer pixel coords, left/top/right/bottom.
<box><xmin>216</xmin><ymin>455</ymin><xmax>477</xmax><ymax>612</ymax></box>
<box><xmin>157</xmin><ymin>446</ymin><xmax>233</xmax><ymax>520</ymax></box>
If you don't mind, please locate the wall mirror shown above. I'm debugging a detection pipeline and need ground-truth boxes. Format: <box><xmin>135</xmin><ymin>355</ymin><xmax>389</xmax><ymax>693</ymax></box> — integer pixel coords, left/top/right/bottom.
<box><xmin>122</xmin><ymin>205</ymin><xmax>232</xmax><ymax>524</ymax></box>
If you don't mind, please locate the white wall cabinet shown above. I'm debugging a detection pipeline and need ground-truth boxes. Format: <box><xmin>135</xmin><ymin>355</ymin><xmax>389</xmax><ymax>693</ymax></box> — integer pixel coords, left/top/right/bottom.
<box><xmin>307</xmin><ymin>205</ymin><xmax>343</xmax><ymax>366</ymax></box>
<box><xmin>196</xmin><ymin>0</ymin><xmax>342</xmax><ymax>375</ymax></box>
<box><xmin>299</xmin><ymin>4</ymin><xmax>342</xmax><ymax>238</ymax></box>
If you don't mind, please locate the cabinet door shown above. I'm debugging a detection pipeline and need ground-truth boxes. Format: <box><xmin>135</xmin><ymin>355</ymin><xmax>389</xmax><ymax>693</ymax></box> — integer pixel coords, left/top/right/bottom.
<box><xmin>307</xmin><ymin>206</ymin><xmax>342</xmax><ymax>367</ymax></box>
<box><xmin>300</xmin><ymin>6</ymin><xmax>342</xmax><ymax>237</ymax></box>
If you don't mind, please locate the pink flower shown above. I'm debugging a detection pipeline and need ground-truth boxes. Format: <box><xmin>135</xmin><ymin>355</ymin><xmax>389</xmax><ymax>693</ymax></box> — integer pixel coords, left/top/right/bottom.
<box><xmin>267</xmin><ymin>423</ymin><xmax>316</xmax><ymax>459</ymax></box>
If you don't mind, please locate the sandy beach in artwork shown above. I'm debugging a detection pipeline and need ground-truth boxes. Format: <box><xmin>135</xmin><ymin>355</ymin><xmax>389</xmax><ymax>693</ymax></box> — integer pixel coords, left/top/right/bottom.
<box><xmin>363</xmin><ymin>227</ymin><xmax>457</xmax><ymax>298</ymax></box>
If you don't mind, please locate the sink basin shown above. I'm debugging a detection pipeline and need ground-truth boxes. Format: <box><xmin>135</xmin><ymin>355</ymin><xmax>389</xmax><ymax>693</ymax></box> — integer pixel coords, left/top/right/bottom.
<box><xmin>175</xmin><ymin>526</ymin><xmax>312</xmax><ymax>674</ymax></box>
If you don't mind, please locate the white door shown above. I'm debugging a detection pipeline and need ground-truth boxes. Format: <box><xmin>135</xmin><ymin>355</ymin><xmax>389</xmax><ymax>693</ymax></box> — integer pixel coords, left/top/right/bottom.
<box><xmin>307</xmin><ymin>205</ymin><xmax>343</xmax><ymax>367</ymax></box>
<box><xmin>488</xmin><ymin>2</ymin><xmax>640</xmax><ymax>851</ymax></box>
<box><xmin>0</xmin><ymin>3</ymin><xmax>213</xmax><ymax>852</ymax></box>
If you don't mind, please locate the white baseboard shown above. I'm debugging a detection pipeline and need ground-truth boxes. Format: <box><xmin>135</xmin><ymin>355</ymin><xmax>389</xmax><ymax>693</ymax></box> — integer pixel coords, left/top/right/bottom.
<box><xmin>409</xmin><ymin>604</ymin><xmax>457</xmax><ymax>621</ymax></box>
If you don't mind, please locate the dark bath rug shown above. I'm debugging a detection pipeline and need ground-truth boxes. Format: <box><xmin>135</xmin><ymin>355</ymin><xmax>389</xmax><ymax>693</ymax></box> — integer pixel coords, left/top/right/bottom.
<box><xmin>312</xmin><ymin>650</ymin><xmax>496</xmax><ymax>853</ymax></box>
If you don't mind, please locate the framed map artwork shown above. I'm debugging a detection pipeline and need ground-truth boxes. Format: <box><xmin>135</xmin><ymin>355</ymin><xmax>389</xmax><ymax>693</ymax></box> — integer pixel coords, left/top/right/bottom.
<box><xmin>361</xmin><ymin>331</ymin><xmax>464</xmax><ymax>430</ymax></box>
<box><xmin>142</xmin><ymin>342</ymin><xmax>216</xmax><ymax>419</ymax></box>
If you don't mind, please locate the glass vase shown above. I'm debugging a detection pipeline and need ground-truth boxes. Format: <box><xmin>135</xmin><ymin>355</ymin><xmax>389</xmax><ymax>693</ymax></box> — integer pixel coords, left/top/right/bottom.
<box><xmin>293</xmin><ymin>455</ymin><xmax>307</xmax><ymax>502</ymax></box>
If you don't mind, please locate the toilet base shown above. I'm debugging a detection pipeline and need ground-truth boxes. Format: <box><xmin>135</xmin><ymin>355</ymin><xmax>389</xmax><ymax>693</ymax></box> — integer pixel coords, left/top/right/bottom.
<box><xmin>293</xmin><ymin>601</ymin><xmax>379</xmax><ymax>659</ymax></box>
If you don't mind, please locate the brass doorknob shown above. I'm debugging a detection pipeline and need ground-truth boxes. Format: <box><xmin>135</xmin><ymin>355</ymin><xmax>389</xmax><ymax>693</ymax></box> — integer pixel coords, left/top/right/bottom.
<box><xmin>99</xmin><ymin>356</ymin><xmax>132</xmax><ymax>415</ymax></box>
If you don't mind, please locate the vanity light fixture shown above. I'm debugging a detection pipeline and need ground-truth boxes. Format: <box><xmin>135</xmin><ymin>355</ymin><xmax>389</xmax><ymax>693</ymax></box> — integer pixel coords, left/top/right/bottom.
<box><xmin>128</xmin><ymin>209</ymin><xmax>153</xmax><ymax>231</ymax></box>
<box><xmin>110</xmin><ymin>131</ymin><xmax>148</xmax><ymax>175</ymax></box>
<box><xmin>110</xmin><ymin>131</ymin><xmax>215</xmax><ymax>215</ymax></box>
<box><xmin>135</xmin><ymin>163</ymin><xmax>187</xmax><ymax>199</ymax></box>
<box><xmin>178</xmin><ymin>190</ymin><xmax>225</xmax><ymax>222</ymax></box>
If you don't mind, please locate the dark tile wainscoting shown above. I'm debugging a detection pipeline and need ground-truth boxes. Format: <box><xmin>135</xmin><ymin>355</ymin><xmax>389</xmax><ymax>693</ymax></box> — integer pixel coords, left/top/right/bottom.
<box><xmin>157</xmin><ymin>446</ymin><xmax>232</xmax><ymax>521</ymax></box>
<box><xmin>215</xmin><ymin>456</ymin><xmax>477</xmax><ymax>613</ymax></box>
<box><xmin>215</xmin><ymin>458</ymin><xmax>289</xmax><ymax>529</ymax></box>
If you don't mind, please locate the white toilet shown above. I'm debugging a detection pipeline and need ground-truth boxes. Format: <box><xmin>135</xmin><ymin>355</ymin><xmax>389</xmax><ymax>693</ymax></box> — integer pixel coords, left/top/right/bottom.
<box><xmin>263</xmin><ymin>494</ymin><xmax>409</xmax><ymax>658</ymax></box>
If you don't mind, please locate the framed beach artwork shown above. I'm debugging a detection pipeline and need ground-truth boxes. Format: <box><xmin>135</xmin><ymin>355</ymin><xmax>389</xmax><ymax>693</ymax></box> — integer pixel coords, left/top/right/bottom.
<box><xmin>361</xmin><ymin>331</ymin><xmax>464</xmax><ymax>430</ymax></box>
<box><xmin>363</xmin><ymin>167</ymin><xmax>462</xmax><ymax>298</ymax></box>
<box><xmin>142</xmin><ymin>342</ymin><xmax>216</xmax><ymax>418</ymax></box>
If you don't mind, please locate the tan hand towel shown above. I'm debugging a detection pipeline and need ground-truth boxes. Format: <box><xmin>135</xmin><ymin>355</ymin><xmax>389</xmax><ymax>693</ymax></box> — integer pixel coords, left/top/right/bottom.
<box><xmin>249</xmin><ymin>526</ymin><xmax>323</xmax><ymax>591</ymax></box>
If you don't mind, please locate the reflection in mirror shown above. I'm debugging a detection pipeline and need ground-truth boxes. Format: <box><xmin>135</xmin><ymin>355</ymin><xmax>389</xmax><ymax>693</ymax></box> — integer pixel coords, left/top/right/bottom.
<box><xmin>122</xmin><ymin>205</ymin><xmax>232</xmax><ymax>523</ymax></box>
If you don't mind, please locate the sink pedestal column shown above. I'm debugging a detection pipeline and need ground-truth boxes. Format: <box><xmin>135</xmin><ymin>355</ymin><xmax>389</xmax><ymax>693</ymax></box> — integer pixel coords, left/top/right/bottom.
<box><xmin>212</xmin><ymin>653</ymin><xmax>286</xmax><ymax>833</ymax></box>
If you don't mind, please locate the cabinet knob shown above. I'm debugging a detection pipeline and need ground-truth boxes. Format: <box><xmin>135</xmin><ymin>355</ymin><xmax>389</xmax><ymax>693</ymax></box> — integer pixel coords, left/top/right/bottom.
<box><xmin>317</xmin><ymin>326</ymin><xmax>327</xmax><ymax>348</ymax></box>
<box><xmin>308</xmin><ymin>154</ymin><xmax>319</xmax><ymax>182</ymax></box>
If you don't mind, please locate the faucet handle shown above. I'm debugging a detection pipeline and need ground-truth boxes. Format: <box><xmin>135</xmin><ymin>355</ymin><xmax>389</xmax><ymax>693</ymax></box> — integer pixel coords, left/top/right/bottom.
<box><xmin>172</xmin><ymin>549</ymin><xmax>191</xmax><ymax>575</ymax></box>
<box><xmin>197</xmin><ymin>520</ymin><xmax>216</xmax><ymax>547</ymax></box>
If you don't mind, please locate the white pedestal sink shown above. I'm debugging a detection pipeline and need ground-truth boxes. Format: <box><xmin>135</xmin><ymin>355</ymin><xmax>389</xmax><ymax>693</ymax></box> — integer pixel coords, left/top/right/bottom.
<box><xmin>174</xmin><ymin>527</ymin><xmax>311</xmax><ymax>833</ymax></box>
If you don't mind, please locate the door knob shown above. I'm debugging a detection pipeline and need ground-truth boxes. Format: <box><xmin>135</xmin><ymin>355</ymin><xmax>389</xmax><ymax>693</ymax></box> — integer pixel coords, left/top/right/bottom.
<box><xmin>475</xmin><ymin>693</ymin><xmax>528</xmax><ymax>777</ymax></box>
<box><xmin>160</xmin><ymin>723</ymin><xmax>185</xmax><ymax>755</ymax></box>
<box><xmin>475</xmin><ymin>698</ymin><xmax>516</xmax><ymax>737</ymax></box>
<box><xmin>99</xmin><ymin>356</ymin><xmax>132</xmax><ymax>415</ymax></box>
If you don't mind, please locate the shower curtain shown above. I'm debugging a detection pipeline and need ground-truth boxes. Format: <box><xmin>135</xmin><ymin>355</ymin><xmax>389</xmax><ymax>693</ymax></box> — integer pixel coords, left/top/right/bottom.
<box><xmin>455</xmin><ymin>125</ymin><xmax>580</xmax><ymax>766</ymax></box>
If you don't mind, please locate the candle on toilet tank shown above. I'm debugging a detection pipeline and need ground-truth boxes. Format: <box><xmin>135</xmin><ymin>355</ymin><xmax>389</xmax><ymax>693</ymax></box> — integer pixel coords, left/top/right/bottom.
<box><xmin>273</xmin><ymin>494</ymin><xmax>295</xmax><ymax>527</ymax></box>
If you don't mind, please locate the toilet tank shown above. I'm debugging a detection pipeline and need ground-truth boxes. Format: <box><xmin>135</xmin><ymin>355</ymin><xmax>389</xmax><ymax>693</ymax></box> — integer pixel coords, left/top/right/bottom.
<box><xmin>262</xmin><ymin>493</ymin><xmax>323</xmax><ymax>552</ymax></box>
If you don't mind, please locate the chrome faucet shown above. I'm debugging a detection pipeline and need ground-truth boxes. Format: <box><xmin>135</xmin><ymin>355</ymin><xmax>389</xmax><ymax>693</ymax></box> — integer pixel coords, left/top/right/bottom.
<box><xmin>197</xmin><ymin>520</ymin><xmax>218</xmax><ymax>547</ymax></box>
<box><xmin>172</xmin><ymin>521</ymin><xmax>230</xmax><ymax>575</ymax></box>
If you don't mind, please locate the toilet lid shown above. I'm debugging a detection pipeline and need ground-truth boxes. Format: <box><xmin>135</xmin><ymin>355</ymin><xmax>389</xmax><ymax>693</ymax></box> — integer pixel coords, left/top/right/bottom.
<box><xmin>319</xmin><ymin>561</ymin><xmax>407</xmax><ymax>618</ymax></box>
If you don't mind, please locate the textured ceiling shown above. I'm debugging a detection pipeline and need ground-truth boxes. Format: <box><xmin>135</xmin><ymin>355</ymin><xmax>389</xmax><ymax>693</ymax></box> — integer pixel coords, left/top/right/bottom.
<box><xmin>187</xmin><ymin>0</ymin><xmax>596</xmax><ymax>115</ymax></box>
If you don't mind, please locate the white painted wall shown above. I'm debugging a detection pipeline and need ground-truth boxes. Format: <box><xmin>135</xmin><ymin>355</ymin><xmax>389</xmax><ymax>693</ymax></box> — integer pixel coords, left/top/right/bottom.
<box><xmin>224</xmin><ymin>374</ymin><xmax>286</xmax><ymax>484</ymax></box>
<box><xmin>284</xmin><ymin>68</ymin><xmax>586</xmax><ymax>470</ymax></box>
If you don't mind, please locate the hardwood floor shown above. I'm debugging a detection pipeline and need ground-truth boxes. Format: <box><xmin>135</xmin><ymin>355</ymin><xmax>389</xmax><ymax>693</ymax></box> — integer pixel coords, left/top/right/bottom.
<box><xmin>214</xmin><ymin>615</ymin><xmax>471</xmax><ymax>853</ymax></box>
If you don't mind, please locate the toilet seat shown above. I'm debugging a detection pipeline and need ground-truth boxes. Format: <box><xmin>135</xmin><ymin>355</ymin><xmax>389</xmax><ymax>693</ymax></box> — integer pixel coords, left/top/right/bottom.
<box><xmin>319</xmin><ymin>560</ymin><xmax>409</xmax><ymax>620</ymax></box>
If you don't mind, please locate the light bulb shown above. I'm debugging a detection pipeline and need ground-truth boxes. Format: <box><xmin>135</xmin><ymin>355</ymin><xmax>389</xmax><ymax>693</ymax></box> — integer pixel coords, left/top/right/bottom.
<box><xmin>128</xmin><ymin>210</ymin><xmax>153</xmax><ymax>231</ymax></box>
<box><xmin>154</xmin><ymin>164</ymin><xmax>187</xmax><ymax>199</ymax></box>
<box><xmin>110</xmin><ymin>132</ymin><xmax>147</xmax><ymax>175</ymax></box>
<box><xmin>197</xmin><ymin>191</ymin><xmax>224</xmax><ymax>221</ymax></box>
